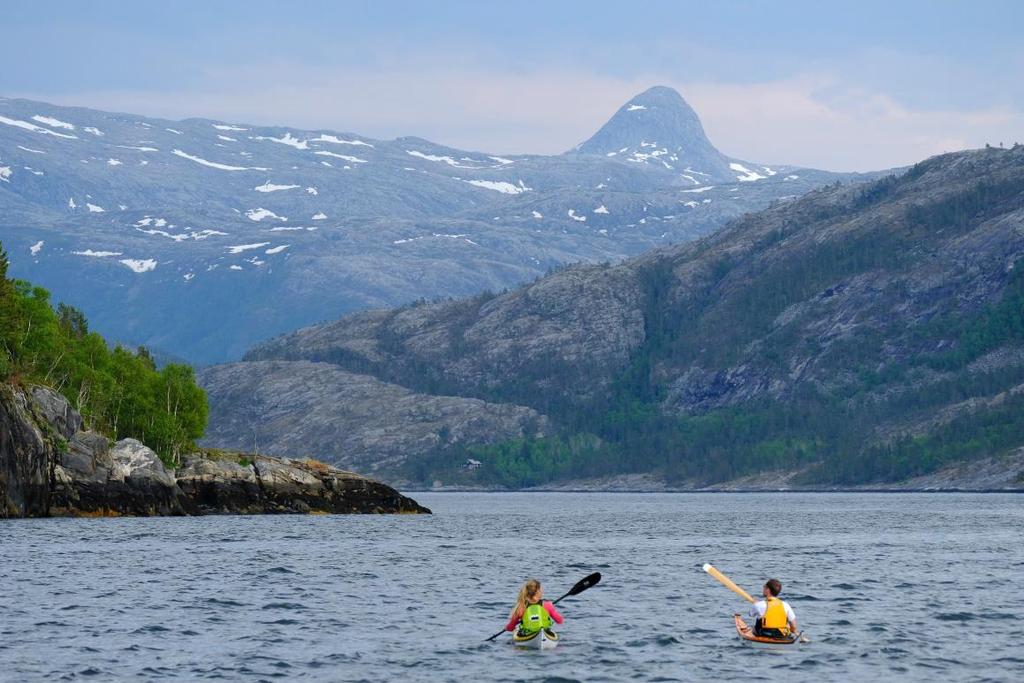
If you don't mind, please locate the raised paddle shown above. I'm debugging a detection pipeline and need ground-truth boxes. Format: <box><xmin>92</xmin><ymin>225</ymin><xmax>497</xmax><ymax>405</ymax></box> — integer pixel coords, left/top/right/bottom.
<box><xmin>703</xmin><ymin>563</ymin><xmax>756</xmax><ymax>603</ymax></box>
<box><xmin>485</xmin><ymin>572</ymin><xmax>602</xmax><ymax>642</ymax></box>
<box><xmin>706</xmin><ymin>564</ymin><xmax>810</xmax><ymax>643</ymax></box>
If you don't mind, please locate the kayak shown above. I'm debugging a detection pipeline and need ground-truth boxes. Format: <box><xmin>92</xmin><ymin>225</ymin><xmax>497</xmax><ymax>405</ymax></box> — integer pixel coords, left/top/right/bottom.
<box><xmin>734</xmin><ymin>614</ymin><xmax>800</xmax><ymax>646</ymax></box>
<box><xmin>511</xmin><ymin>628</ymin><xmax>560</xmax><ymax>650</ymax></box>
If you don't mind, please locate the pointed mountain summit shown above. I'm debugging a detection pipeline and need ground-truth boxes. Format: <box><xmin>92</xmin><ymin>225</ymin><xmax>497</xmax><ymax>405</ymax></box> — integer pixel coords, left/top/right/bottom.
<box><xmin>571</xmin><ymin>86</ymin><xmax>736</xmax><ymax>182</ymax></box>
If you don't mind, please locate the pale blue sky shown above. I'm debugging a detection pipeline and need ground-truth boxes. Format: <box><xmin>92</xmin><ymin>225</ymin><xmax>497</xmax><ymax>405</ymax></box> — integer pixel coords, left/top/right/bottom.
<box><xmin>3</xmin><ymin>1</ymin><xmax>1022</xmax><ymax>170</ymax></box>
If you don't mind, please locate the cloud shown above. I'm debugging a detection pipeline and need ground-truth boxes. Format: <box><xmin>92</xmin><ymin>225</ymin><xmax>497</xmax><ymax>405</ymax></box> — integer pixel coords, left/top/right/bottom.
<box><xmin>18</xmin><ymin>64</ymin><xmax>1024</xmax><ymax>172</ymax></box>
<box><xmin>681</xmin><ymin>76</ymin><xmax>1024</xmax><ymax>170</ymax></box>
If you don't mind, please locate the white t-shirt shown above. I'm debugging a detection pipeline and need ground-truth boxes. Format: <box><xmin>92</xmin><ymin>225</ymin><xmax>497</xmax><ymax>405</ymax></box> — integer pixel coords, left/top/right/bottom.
<box><xmin>749</xmin><ymin>598</ymin><xmax>796</xmax><ymax>624</ymax></box>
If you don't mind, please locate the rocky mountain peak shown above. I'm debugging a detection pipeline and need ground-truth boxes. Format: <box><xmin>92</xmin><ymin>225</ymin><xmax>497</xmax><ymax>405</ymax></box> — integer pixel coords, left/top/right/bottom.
<box><xmin>570</xmin><ymin>86</ymin><xmax>732</xmax><ymax>179</ymax></box>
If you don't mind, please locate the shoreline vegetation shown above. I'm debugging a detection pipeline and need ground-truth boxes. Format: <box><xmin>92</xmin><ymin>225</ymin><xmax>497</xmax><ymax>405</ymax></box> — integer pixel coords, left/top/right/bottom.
<box><xmin>0</xmin><ymin>243</ymin><xmax>429</xmax><ymax>517</ymax></box>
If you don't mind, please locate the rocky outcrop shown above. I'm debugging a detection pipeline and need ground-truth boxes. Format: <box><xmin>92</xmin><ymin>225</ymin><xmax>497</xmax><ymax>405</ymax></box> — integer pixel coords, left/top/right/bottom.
<box><xmin>176</xmin><ymin>453</ymin><xmax>427</xmax><ymax>514</ymax></box>
<box><xmin>199</xmin><ymin>360</ymin><xmax>548</xmax><ymax>473</ymax></box>
<box><xmin>0</xmin><ymin>385</ymin><xmax>52</xmax><ymax>517</ymax></box>
<box><xmin>0</xmin><ymin>384</ymin><xmax>429</xmax><ymax>518</ymax></box>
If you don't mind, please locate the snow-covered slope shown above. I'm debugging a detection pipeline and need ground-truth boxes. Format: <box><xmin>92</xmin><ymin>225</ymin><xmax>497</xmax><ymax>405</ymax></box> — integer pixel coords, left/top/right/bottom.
<box><xmin>0</xmin><ymin>88</ymin><xmax>875</xmax><ymax>363</ymax></box>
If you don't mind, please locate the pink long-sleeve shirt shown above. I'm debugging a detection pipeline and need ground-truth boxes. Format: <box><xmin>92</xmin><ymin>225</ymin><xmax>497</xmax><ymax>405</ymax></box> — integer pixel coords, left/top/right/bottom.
<box><xmin>505</xmin><ymin>600</ymin><xmax>564</xmax><ymax>632</ymax></box>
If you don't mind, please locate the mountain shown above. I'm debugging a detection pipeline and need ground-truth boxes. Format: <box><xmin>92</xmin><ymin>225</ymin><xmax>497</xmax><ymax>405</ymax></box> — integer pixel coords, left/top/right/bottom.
<box><xmin>571</xmin><ymin>86</ymin><xmax>737</xmax><ymax>182</ymax></box>
<box><xmin>0</xmin><ymin>88</ymin><xmax>872</xmax><ymax>364</ymax></box>
<box><xmin>200</xmin><ymin>146</ymin><xmax>1024</xmax><ymax>488</ymax></box>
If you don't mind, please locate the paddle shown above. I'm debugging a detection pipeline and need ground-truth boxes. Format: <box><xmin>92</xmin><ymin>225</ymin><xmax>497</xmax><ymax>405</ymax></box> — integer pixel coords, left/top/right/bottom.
<box><xmin>485</xmin><ymin>572</ymin><xmax>602</xmax><ymax>642</ymax></box>
<box><xmin>705</xmin><ymin>564</ymin><xmax>809</xmax><ymax>643</ymax></box>
<box><xmin>703</xmin><ymin>563</ymin><xmax>756</xmax><ymax>603</ymax></box>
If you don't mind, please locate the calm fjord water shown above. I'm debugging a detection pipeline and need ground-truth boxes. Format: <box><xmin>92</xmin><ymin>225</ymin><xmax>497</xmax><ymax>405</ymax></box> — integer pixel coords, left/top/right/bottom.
<box><xmin>2</xmin><ymin>493</ymin><xmax>1022</xmax><ymax>682</ymax></box>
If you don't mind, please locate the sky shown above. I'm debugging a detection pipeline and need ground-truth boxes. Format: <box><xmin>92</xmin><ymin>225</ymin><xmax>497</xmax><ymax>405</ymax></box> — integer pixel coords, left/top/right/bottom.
<box><xmin>2</xmin><ymin>0</ymin><xmax>1022</xmax><ymax>171</ymax></box>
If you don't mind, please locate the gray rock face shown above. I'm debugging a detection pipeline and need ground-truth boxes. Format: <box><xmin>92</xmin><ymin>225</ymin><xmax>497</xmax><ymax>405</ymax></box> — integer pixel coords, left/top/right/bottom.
<box><xmin>29</xmin><ymin>385</ymin><xmax>82</xmax><ymax>438</ymax></box>
<box><xmin>0</xmin><ymin>383</ymin><xmax>429</xmax><ymax>517</ymax></box>
<box><xmin>0</xmin><ymin>386</ymin><xmax>51</xmax><ymax>516</ymax></box>
<box><xmin>570</xmin><ymin>86</ymin><xmax>736</xmax><ymax>181</ymax></box>
<box><xmin>198</xmin><ymin>360</ymin><xmax>547</xmax><ymax>473</ymax></box>
<box><xmin>244</xmin><ymin>261</ymin><xmax>647</xmax><ymax>409</ymax></box>
<box><xmin>0</xmin><ymin>88</ymin><xmax>875</xmax><ymax>364</ymax></box>
<box><xmin>51</xmin><ymin>435</ymin><xmax>186</xmax><ymax>516</ymax></box>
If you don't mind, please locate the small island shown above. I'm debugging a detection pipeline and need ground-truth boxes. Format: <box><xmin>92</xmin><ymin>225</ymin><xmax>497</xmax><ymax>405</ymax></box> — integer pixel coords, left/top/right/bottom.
<box><xmin>1</xmin><ymin>383</ymin><xmax>429</xmax><ymax>517</ymax></box>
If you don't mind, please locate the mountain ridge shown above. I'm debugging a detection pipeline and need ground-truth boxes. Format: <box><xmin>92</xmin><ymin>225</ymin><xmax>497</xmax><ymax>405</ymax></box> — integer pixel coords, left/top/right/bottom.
<box><xmin>203</xmin><ymin>146</ymin><xmax>1024</xmax><ymax>486</ymax></box>
<box><xmin>0</xmin><ymin>87</ymin><xmax>876</xmax><ymax>363</ymax></box>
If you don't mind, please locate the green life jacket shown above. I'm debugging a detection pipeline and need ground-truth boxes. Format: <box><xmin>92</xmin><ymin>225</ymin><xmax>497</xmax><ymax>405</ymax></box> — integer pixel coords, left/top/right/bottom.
<box><xmin>519</xmin><ymin>601</ymin><xmax>552</xmax><ymax>634</ymax></box>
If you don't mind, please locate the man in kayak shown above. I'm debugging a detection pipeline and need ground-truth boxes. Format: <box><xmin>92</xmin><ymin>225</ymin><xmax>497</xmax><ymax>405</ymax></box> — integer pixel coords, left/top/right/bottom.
<box><xmin>749</xmin><ymin>578</ymin><xmax>797</xmax><ymax>638</ymax></box>
<box><xmin>505</xmin><ymin>579</ymin><xmax>565</xmax><ymax>634</ymax></box>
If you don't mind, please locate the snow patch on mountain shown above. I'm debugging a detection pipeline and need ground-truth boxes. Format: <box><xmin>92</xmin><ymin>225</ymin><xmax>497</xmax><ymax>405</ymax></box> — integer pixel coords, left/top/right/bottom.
<box><xmin>245</xmin><ymin>208</ymin><xmax>286</xmax><ymax>222</ymax></box>
<box><xmin>532</xmin><ymin>211</ymin><xmax>543</xmax><ymax>219</ymax></box>
<box><xmin>213</xmin><ymin>124</ymin><xmax>247</xmax><ymax>132</ymax></box>
<box><xmin>314</xmin><ymin>134</ymin><xmax>373</xmax><ymax>147</ymax></box>
<box><xmin>594</xmin><ymin>205</ymin><xmax>609</xmax><ymax>214</ymax></box>
<box><xmin>32</xmin><ymin>115</ymin><xmax>75</xmax><ymax>130</ymax></box>
<box><xmin>120</xmin><ymin>258</ymin><xmax>157</xmax><ymax>273</ymax></box>
<box><xmin>568</xmin><ymin>209</ymin><xmax>586</xmax><ymax>222</ymax></box>
<box><xmin>315</xmin><ymin>151</ymin><xmax>367</xmax><ymax>163</ymax></box>
<box><xmin>305</xmin><ymin>187</ymin><xmax>318</xmax><ymax>195</ymax></box>
<box><xmin>30</xmin><ymin>241</ymin><xmax>44</xmax><ymax>256</ymax></box>
<box><xmin>311</xmin><ymin>212</ymin><xmax>327</xmax><ymax>220</ymax></box>
<box><xmin>84</xmin><ymin>126</ymin><xmax>104</xmax><ymax>136</ymax></box>
<box><xmin>116</xmin><ymin>145</ymin><xmax>159</xmax><ymax>152</ymax></box>
<box><xmin>730</xmin><ymin>162</ymin><xmax>767</xmax><ymax>182</ymax></box>
<box><xmin>626</xmin><ymin>104</ymin><xmax>647</xmax><ymax>111</ymax></box>
<box><xmin>406</xmin><ymin>150</ymin><xmax>476</xmax><ymax>168</ymax></box>
<box><xmin>465</xmin><ymin>179</ymin><xmax>532</xmax><ymax>194</ymax></box>
<box><xmin>173</xmin><ymin>149</ymin><xmax>268</xmax><ymax>171</ymax></box>
<box><xmin>0</xmin><ymin>115</ymin><xmax>78</xmax><ymax>139</ymax></box>
<box><xmin>0</xmin><ymin>166</ymin><xmax>11</xmax><ymax>182</ymax></box>
<box><xmin>86</xmin><ymin>203</ymin><xmax>105</xmax><ymax>213</ymax></box>
<box><xmin>255</xmin><ymin>181</ymin><xmax>300</xmax><ymax>193</ymax></box>
<box><xmin>17</xmin><ymin>146</ymin><xmax>45</xmax><ymax>154</ymax></box>
<box><xmin>107</xmin><ymin>159</ymin><xmax>122</xmax><ymax>166</ymax></box>
<box><xmin>681</xmin><ymin>186</ymin><xmax>715</xmax><ymax>193</ymax></box>
<box><xmin>227</xmin><ymin>242</ymin><xmax>271</xmax><ymax>254</ymax></box>
<box><xmin>255</xmin><ymin>133</ymin><xmax>307</xmax><ymax>150</ymax></box>
<box><xmin>265</xmin><ymin>245</ymin><xmax>290</xmax><ymax>255</ymax></box>
<box><xmin>74</xmin><ymin>249</ymin><xmax>123</xmax><ymax>257</ymax></box>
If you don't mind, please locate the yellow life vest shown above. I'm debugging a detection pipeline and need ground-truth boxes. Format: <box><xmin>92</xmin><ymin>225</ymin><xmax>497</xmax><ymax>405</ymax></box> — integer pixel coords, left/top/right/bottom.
<box><xmin>762</xmin><ymin>597</ymin><xmax>790</xmax><ymax>633</ymax></box>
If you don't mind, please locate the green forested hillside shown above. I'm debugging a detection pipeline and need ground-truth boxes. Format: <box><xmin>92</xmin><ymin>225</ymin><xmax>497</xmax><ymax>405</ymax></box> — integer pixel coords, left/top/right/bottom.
<box><xmin>0</xmin><ymin>243</ymin><xmax>207</xmax><ymax>465</ymax></box>
<box><xmin>398</xmin><ymin>150</ymin><xmax>1024</xmax><ymax>487</ymax></box>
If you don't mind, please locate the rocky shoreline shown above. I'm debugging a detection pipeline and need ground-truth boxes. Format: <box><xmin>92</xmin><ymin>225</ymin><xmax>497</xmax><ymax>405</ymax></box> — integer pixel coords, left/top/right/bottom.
<box><xmin>401</xmin><ymin>452</ymin><xmax>1024</xmax><ymax>494</ymax></box>
<box><xmin>1</xmin><ymin>384</ymin><xmax>429</xmax><ymax>518</ymax></box>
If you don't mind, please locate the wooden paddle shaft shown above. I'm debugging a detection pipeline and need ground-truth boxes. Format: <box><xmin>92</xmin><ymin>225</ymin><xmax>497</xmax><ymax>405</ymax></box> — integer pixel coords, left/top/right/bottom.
<box><xmin>703</xmin><ymin>564</ymin><xmax>756</xmax><ymax>603</ymax></box>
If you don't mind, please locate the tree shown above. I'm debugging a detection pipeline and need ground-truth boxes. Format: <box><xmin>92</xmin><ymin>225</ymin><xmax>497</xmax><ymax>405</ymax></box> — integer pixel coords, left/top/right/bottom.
<box><xmin>57</xmin><ymin>303</ymin><xmax>88</xmax><ymax>338</ymax></box>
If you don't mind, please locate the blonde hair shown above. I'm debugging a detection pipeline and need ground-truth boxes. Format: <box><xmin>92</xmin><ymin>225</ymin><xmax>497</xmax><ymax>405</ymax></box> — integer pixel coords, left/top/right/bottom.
<box><xmin>510</xmin><ymin>578</ymin><xmax>542</xmax><ymax>619</ymax></box>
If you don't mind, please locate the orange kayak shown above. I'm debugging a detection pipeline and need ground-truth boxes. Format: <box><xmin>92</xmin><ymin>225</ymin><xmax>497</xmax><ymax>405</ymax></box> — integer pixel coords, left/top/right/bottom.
<box><xmin>733</xmin><ymin>614</ymin><xmax>800</xmax><ymax>645</ymax></box>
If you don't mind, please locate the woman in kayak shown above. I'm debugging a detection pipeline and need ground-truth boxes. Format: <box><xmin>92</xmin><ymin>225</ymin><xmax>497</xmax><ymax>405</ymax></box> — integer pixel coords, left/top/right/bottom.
<box><xmin>750</xmin><ymin>578</ymin><xmax>798</xmax><ymax>637</ymax></box>
<box><xmin>505</xmin><ymin>579</ymin><xmax>565</xmax><ymax>634</ymax></box>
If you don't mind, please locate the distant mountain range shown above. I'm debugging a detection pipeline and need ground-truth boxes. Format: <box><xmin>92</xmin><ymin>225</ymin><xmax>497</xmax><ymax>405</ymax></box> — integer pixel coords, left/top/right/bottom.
<box><xmin>0</xmin><ymin>86</ymin><xmax>874</xmax><ymax>363</ymax></box>
<box><xmin>200</xmin><ymin>147</ymin><xmax>1024</xmax><ymax>489</ymax></box>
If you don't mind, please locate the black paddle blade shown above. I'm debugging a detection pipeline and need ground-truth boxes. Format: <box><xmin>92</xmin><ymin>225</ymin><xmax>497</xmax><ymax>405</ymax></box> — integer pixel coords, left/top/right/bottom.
<box><xmin>568</xmin><ymin>572</ymin><xmax>601</xmax><ymax>596</ymax></box>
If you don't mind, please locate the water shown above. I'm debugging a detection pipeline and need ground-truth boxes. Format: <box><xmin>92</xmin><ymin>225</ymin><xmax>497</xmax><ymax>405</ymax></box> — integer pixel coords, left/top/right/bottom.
<box><xmin>2</xmin><ymin>493</ymin><xmax>1023</xmax><ymax>682</ymax></box>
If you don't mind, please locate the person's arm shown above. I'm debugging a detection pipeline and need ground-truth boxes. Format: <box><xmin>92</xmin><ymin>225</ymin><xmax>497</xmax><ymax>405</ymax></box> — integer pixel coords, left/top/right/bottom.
<box><xmin>543</xmin><ymin>601</ymin><xmax>565</xmax><ymax>625</ymax></box>
<box><xmin>505</xmin><ymin>608</ymin><xmax>521</xmax><ymax>632</ymax></box>
<box><xmin>785</xmin><ymin>602</ymin><xmax>798</xmax><ymax>633</ymax></box>
<box><xmin>748</xmin><ymin>600</ymin><xmax>761</xmax><ymax>620</ymax></box>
